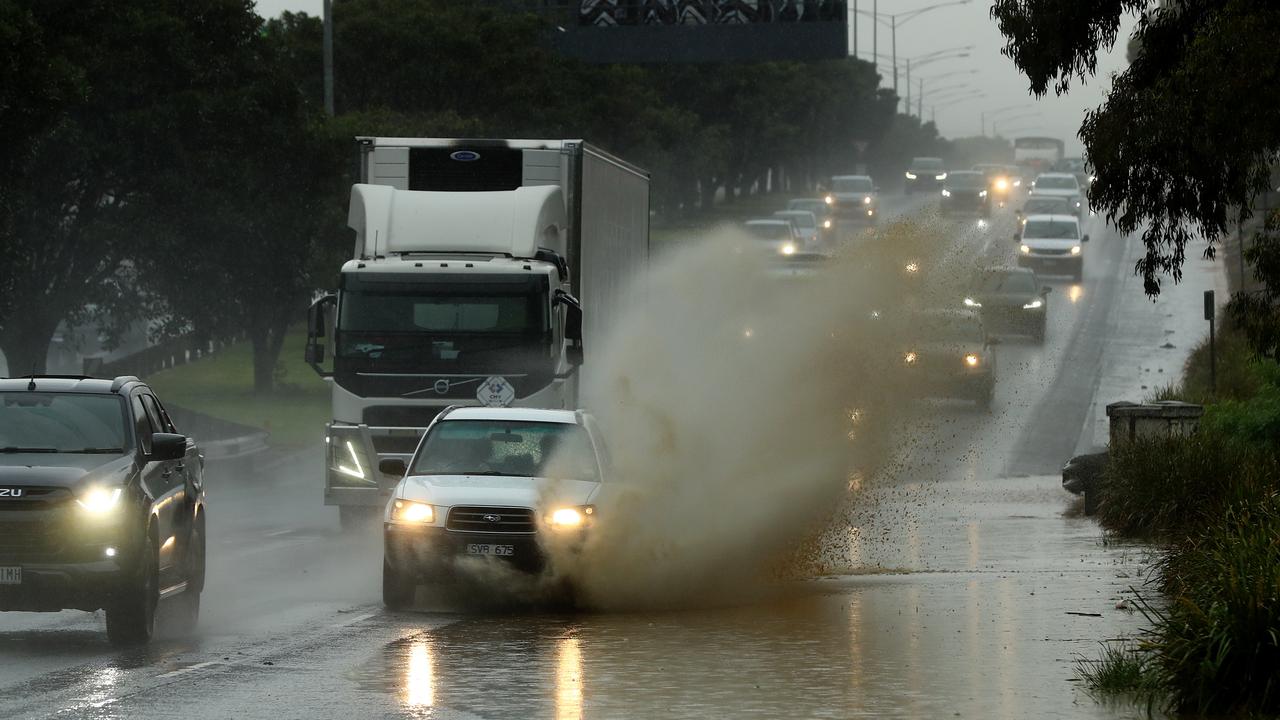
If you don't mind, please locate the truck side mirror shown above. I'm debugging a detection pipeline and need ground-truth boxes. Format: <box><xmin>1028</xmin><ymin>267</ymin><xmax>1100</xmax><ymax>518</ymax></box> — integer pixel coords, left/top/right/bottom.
<box><xmin>304</xmin><ymin>343</ymin><xmax>325</xmax><ymax>364</ymax></box>
<box><xmin>305</xmin><ymin>293</ymin><xmax>337</xmax><ymax>377</ymax></box>
<box><xmin>1082</xmin><ymin>234</ymin><xmax>1090</xmax><ymax>243</ymax></box>
<box><xmin>556</xmin><ymin>290</ymin><xmax>583</xmax><ymax>342</ymax></box>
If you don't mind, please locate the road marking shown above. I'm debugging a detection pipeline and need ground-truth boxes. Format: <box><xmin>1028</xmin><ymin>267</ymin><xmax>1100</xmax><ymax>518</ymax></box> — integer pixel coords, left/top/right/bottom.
<box><xmin>330</xmin><ymin>611</ymin><xmax>377</xmax><ymax>629</ymax></box>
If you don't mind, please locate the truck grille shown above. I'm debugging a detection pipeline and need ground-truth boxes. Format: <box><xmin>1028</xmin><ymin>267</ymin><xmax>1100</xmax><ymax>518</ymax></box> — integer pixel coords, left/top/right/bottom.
<box><xmin>0</xmin><ymin>517</ymin><xmax>65</xmax><ymax>560</ymax></box>
<box><xmin>446</xmin><ymin>506</ymin><xmax>536</xmax><ymax>534</ymax></box>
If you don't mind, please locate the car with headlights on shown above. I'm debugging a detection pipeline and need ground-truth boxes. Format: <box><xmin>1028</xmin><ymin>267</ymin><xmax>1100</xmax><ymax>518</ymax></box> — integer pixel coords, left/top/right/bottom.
<box><xmin>825</xmin><ymin>175</ymin><xmax>879</xmax><ymax>222</ymax></box>
<box><xmin>1029</xmin><ymin>172</ymin><xmax>1085</xmax><ymax>216</ymax></box>
<box><xmin>379</xmin><ymin>406</ymin><xmax>607</xmax><ymax>608</ymax></box>
<box><xmin>787</xmin><ymin>197</ymin><xmax>838</xmax><ymax>240</ymax></box>
<box><xmin>743</xmin><ymin>218</ymin><xmax>802</xmax><ymax>257</ymax></box>
<box><xmin>0</xmin><ymin>375</ymin><xmax>205</xmax><ymax>646</ymax></box>
<box><xmin>963</xmin><ymin>266</ymin><xmax>1051</xmax><ymax>341</ymax></box>
<box><xmin>1015</xmin><ymin>214</ymin><xmax>1089</xmax><ymax>282</ymax></box>
<box><xmin>774</xmin><ymin>210</ymin><xmax>822</xmax><ymax>248</ymax></box>
<box><xmin>940</xmin><ymin>171</ymin><xmax>991</xmax><ymax>217</ymax></box>
<box><xmin>904</xmin><ymin>157</ymin><xmax>947</xmax><ymax>194</ymax></box>
<box><xmin>898</xmin><ymin>310</ymin><xmax>996</xmax><ymax>410</ymax></box>
<box><xmin>974</xmin><ymin>164</ymin><xmax>1019</xmax><ymax>207</ymax></box>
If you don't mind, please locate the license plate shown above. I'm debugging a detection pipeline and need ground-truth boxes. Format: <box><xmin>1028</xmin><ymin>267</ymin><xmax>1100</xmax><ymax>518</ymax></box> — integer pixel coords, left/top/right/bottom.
<box><xmin>0</xmin><ymin>567</ymin><xmax>20</xmax><ymax>585</ymax></box>
<box><xmin>466</xmin><ymin>544</ymin><xmax>514</xmax><ymax>557</ymax></box>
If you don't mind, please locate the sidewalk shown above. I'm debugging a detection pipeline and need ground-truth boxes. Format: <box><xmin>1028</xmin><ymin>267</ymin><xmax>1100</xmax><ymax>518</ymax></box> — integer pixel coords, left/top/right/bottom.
<box><xmin>1077</xmin><ymin>234</ymin><xmax>1229</xmax><ymax>453</ymax></box>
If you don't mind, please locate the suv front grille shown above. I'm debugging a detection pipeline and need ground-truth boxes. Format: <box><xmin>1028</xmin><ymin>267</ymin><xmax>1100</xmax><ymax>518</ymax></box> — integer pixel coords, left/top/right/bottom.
<box><xmin>1033</xmin><ymin>248</ymin><xmax>1073</xmax><ymax>256</ymax></box>
<box><xmin>446</xmin><ymin>506</ymin><xmax>536</xmax><ymax>534</ymax></box>
<box><xmin>0</xmin><ymin>517</ymin><xmax>65</xmax><ymax>559</ymax></box>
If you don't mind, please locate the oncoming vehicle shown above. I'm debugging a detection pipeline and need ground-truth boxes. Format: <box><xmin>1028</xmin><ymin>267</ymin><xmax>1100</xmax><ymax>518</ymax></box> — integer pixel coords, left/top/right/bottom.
<box><xmin>0</xmin><ymin>375</ymin><xmax>206</xmax><ymax>646</ymax></box>
<box><xmin>974</xmin><ymin>164</ymin><xmax>1019</xmax><ymax>206</ymax></box>
<box><xmin>786</xmin><ymin>197</ymin><xmax>837</xmax><ymax>236</ymax></box>
<box><xmin>904</xmin><ymin>157</ymin><xmax>946</xmax><ymax>194</ymax></box>
<box><xmin>379</xmin><ymin>407</ymin><xmax>607</xmax><ymax>608</ymax></box>
<box><xmin>744</xmin><ymin>219</ymin><xmax>801</xmax><ymax>256</ymax></box>
<box><xmin>773</xmin><ymin>210</ymin><xmax>821</xmax><ymax>247</ymax></box>
<box><xmin>1013</xmin><ymin>136</ymin><xmax>1065</xmax><ymax>175</ymax></box>
<box><xmin>1016</xmin><ymin>214</ymin><xmax>1089</xmax><ymax>281</ymax></box>
<box><xmin>1030</xmin><ymin>173</ymin><xmax>1084</xmax><ymax>216</ymax></box>
<box><xmin>941</xmin><ymin>171</ymin><xmax>990</xmax><ymax>217</ymax></box>
<box><xmin>1017</xmin><ymin>195</ymin><xmax>1071</xmax><ymax>224</ymax></box>
<box><xmin>898</xmin><ymin>310</ymin><xmax>996</xmax><ymax>410</ymax></box>
<box><xmin>825</xmin><ymin>175</ymin><xmax>878</xmax><ymax>221</ymax></box>
<box><xmin>963</xmin><ymin>266</ymin><xmax>1051</xmax><ymax>341</ymax></box>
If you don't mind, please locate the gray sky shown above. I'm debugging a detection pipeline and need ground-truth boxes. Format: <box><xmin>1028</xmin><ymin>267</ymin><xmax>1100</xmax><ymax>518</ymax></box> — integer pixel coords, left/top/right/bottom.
<box><xmin>252</xmin><ymin>0</ymin><xmax>1136</xmax><ymax>153</ymax></box>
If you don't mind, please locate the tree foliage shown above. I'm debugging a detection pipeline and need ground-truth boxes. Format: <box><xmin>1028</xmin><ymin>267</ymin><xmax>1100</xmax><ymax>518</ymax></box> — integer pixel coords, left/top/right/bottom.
<box><xmin>991</xmin><ymin>0</ymin><xmax>1280</xmax><ymax>302</ymax></box>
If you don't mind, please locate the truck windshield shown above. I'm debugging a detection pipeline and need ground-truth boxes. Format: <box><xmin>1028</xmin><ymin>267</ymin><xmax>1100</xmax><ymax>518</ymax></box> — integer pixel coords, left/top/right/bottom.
<box><xmin>411</xmin><ymin>420</ymin><xmax>599</xmax><ymax>481</ymax></box>
<box><xmin>0</xmin><ymin>393</ymin><xmax>130</xmax><ymax>453</ymax></box>
<box><xmin>337</xmin><ymin>273</ymin><xmax>549</xmax><ymax>364</ymax></box>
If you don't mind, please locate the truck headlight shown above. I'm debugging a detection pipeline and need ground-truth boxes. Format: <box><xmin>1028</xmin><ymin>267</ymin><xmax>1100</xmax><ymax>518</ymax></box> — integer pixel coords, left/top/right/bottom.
<box><xmin>935</xmin><ymin>173</ymin><xmax>947</xmax><ymax>181</ymax></box>
<box><xmin>1022</xmin><ymin>299</ymin><xmax>1043</xmax><ymax>310</ymax></box>
<box><xmin>390</xmin><ymin>500</ymin><xmax>434</xmax><ymax>523</ymax></box>
<box><xmin>77</xmin><ymin>487</ymin><xmax>124</xmax><ymax>514</ymax></box>
<box><xmin>335</xmin><ymin>440</ymin><xmax>367</xmax><ymax>481</ymax></box>
<box><xmin>1020</xmin><ymin>244</ymin><xmax>1031</xmax><ymax>254</ymax></box>
<box><xmin>905</xmin><ymin>172</ymin><xmax>917</xmax><ymax>180</ymax></box>
<box><xmin>547</xmin><ymin>506</ymin><xmax>594</xmax><ymax>530</ymax></box>
<box><xmin>1070</xmin><ymin>245</ymin><xmax>1082</xmax><ymax>255</ymax></box>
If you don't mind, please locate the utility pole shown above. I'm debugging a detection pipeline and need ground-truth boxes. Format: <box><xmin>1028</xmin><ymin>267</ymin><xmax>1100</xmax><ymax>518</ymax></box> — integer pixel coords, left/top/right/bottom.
<box><xmin>853</xmin><ymin>0</ymin><xmax>858</xmax><ymax>58</ymax></box>
<box><xmin>873</xmin><ymin>0</ymin><xmax>878</xmax><ymax>74</ymax></box>
<box><xmin>980</xmin><ymin>110</ymin><xmax>985</xmax><ymax>137</ymax></box>
<box><xmin>323</xmin><ymin>0</ymin><xmax>334</xmax><ymax>116</ymax></box>
<box><xmin>891</xmin><ymin>14</ymin><xmax>898</xmax><ymax>95</ymax></box>
<box><xmin>917</xmin><ymin>78</ymin><xmax>922</xmax><ymax>117</ymax></box>
<box><xmin>905</xmin><ymin>58</ymin><xmax>911</xmax><ymax>116</ymax></box>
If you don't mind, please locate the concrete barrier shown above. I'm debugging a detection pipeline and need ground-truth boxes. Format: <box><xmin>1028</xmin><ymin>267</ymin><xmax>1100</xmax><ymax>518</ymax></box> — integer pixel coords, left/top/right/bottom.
<box><xmin>1106</xmin><ymin>401</ymin><xmax>1204</xmax><ymax>446</ymax></box>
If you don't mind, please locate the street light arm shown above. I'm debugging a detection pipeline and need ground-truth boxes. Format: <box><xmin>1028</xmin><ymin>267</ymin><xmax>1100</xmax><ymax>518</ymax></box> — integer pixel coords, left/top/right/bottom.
<box><xmin>897</xmin><ymin>0</ymin><xmax>973</xmax><ymax>26</ymax></box>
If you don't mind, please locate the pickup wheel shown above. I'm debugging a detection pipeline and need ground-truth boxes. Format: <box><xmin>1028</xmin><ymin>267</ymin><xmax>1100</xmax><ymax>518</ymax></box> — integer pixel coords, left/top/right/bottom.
<box><xmin>106</xmin><ymin>529</ymin><xmax>159</xmax><ymax>646</ymax></box>
<box><xmin>383</xmin><ymin>559</ymin><xmax>416</xmax><ymax>611</ymax></box>
<box><xmin>174</xmin><ymin>517</ymin><xmax>205</xmax><ymax>629</ymax></box>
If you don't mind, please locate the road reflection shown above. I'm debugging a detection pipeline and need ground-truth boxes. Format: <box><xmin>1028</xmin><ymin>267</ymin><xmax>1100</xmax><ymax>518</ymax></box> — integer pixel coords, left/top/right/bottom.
<box><xmin>556</xmin><ymin>636</ymin><xmax>583</xmax><ymax>720</ymax></box>
<box><xmin>404</xmin><ymin>638</ymin><xmax>434</xmax><ymax>708</ymax></box>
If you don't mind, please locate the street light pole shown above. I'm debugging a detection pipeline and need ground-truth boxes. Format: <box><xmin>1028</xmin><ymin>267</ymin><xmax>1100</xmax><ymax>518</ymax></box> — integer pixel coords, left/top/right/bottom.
<box><xmin>323</xmin><ymin>0</ymin><xmax>334</xmax><ymax>116</ymax></box>
<box><xmin>891</xmin><ymin>14</ymin><xmax>898</xmax><ymax>95</ymax></box>
<box><xmin>852</xmin><ymin>0</ymin><xmax>858</xmax><ymax>58</ymax></box>
<box><xmin>873</xmin><ymin>0</ymin><xmax>878</xmax><ymax>74</ymax></box>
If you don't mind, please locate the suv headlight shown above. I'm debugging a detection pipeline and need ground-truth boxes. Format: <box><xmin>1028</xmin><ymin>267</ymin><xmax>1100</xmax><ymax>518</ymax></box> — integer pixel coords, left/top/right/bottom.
<box><xmin>1070</xmin><ymin>245</ymin><xmax>1082</xmax><ymax>255</ymax></box>
<box><xmin>905</xmin><ymin>171</ymin><xmax>917</xmax><ymax>179</ymax></box>
<box><xmin>941</xmin><ymin>189</ymin><xmax>951</xmax><ymax>197</ymax></box>
<box><xmin>390</xmin><ymin>500</ymin><xmax>434</xmax><ymax>523</ymax></box>
<box><xmin>547</xmin><ymin>505</ymin><xmax>595</xmax><ymax>530</ymax></box>
<box><xmin>1020</xmin><ymin>244</ymin><xmax>1031</xmax><ymax>254</ymax></box>
<box><xmin>863</xmin><ymin>196</ymin><xmax>872</xmax><ymax>205</ymax></box>
<box><xmin>935</xmin><ymin>173</ymin><xmax>947</xmax><ymax>180</ymax></box>
<box><xmin>779</xmin><ymin>242</ymin><xmax>797</xmax><ymax>256</ymax></box>
<box><xmin>78</xmin><ymin>487</ymin><xmax>124</xmax><ymax>514</ymax></box>
<box><xmin>1023</xmin><ymin>299</ymin><xmax>1043</xmax><ymax>310</ymax></box>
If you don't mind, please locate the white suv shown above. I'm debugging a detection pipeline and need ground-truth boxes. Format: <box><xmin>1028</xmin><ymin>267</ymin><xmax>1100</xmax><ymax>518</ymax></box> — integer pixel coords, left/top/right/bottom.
<box><xmin>1015</xmin><ymin>214</ymin><xmax>1090</xmax><ymax>282</ymax></box>
<box><xmin>379</xmin><ymin>406</ymin><xmax>607</xmax><ymax>607</ymax></box>
<box><xmin>1029</xmin><ymin>172</ymin><xmax>1085</xmax><ymax>217</ymax></box>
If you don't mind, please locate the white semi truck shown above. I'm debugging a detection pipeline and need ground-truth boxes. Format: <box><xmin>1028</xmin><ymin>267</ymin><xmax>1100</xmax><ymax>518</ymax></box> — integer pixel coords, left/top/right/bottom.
<box><xmin>305</xmin><ymin>138</ymin><xmax>650</xmax><ymax>528</ymax></box>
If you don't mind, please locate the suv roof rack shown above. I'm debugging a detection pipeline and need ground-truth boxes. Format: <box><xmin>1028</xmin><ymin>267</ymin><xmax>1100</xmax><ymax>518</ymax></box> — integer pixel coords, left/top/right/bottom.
<box><xmin>110</xmin><ymin>376</ymin><xmax>141</xmax><ymax>392</ymax></box>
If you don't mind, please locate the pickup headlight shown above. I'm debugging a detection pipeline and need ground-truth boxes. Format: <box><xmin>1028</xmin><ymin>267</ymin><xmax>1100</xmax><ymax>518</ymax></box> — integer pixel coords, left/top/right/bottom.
<box><xmin>935</xmin><ymin>173</ymin><xmax>947</xmax><ymax>180</ymax></box>
<box><xmin>780</xmin><ymin>242</ymin><xmax>797</xmax><ymax>256</ymax></box>
<box><xmin>963</xmin><ymin>297</ymin><xmax>982</xmax><ymax>308</ymax></box>
<box><xmin>390</xmin><ymin>500</ymin><xmax>434</xmax><ymax>523</ymax></box>
<box><xmin>941</xmin><ymin>189</ymin><xmax>951</xmax><ymax>197</ymax></box>
<box><xmin>547</xmin><ymin>505</ymin><xmax>595</xmax><ymax>530</ymax></box>
<box><xmin>1070</xmin><ymin>245</ymin><xmax>1082</xmax><ymax>255</ymax></box>
<box><xmin>863</xmin><ymin>196</ymin><xmax>872</xmax><ymax>205</ymax></box>
<box><xmin>905</xmin><ymin>172</ymin><xmax>917</xmax><ymax>180</ymax></box>
<box><xmin>1022</xmin><ymin>299</ymin><xmax>1044</xmax><ymax>310</ymax></box>
<box><xmin>1020</xmin><ymin>244</ymin><xmax>1031</xmax><ymax>254</ymax></box>
<box><xmin>78</xmin><ymin>487</ymin><xmax>124</xmax><ymax>514</ymax></box>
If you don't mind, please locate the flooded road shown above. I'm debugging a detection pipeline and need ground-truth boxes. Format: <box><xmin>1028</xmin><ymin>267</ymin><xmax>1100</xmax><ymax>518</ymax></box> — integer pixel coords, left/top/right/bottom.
<box><xmin>0</xmin><ymin>192</ymin><xmax>1216</xmax><ymax>719</ymax></box>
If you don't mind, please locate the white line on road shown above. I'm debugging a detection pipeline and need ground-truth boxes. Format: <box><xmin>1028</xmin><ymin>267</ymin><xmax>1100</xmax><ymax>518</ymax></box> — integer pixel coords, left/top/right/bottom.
<box><xmin>156</xmin><ymin>660</ymin><xmax>223</xmax><ymax>680</ymax></box>
<box><xmin>330</xmin><ymin>611</ymin><xmax>377</xmax><ymax>629</ymax></box>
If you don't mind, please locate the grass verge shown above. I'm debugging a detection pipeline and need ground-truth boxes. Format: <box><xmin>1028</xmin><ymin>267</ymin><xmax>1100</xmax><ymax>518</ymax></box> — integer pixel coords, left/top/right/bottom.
<box><xmin>145</xmin><ymin>325</ymin><xmax>329</xmax><ymax>450</ymax></box>
<box><xmin>1085</xmin><ymin>317</ymin><xmax>1280</xmax><ymax>715</ymax></box>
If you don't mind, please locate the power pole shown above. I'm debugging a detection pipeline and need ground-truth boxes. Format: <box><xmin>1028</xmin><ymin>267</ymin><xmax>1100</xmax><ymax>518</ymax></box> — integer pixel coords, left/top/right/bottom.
<box><xmin>872</xmin><ymin>0</ymin><xmax>878</xmax><ymax>74</ymax></box>
<box><xmin>852</xmin><ymin>0</ymin><xmax>858</xmax><ymax>58</ymax></box>
<box><xmin>905</xmin><ymin>58</ymin><xmax>911</xmax><ymax>116</ymax></box>
<box><xmin>891</xmin><ymin>15</ymin><xmax>898</xmax><ymax>95</ymax></box>
<box><xmin>323</xmin><ymin>0</ymin><xmax>335</xmax><ymax>116</ymax></box>
<box><xmin>917</xmin><ymin>78</ymin><xmax>922</xmax><ymax>117</ymax></box>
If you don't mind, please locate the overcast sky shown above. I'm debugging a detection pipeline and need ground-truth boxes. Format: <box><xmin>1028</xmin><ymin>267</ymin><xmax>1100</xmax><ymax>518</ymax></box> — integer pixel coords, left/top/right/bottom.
<box><xmin>252</xmin><ymin>0</ymin><xmax>1136</xmax><ymax>153</ymax></box>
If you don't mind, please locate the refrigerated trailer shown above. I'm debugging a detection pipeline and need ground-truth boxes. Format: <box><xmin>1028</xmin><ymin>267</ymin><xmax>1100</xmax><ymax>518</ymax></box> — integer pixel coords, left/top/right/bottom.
<box><xmin>305</xmin><ymin>138</ymin><xmax>650</xmax><ymax>527</ymax></box>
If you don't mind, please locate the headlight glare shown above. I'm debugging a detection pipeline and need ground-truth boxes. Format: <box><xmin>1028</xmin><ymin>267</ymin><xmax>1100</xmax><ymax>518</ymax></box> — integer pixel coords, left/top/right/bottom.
<box><xmin>863</xmin><ymin>196</ymin><xmax>872</xmax><ymax>205</ymax></box>
<box><xmin>905</xmin><ymin>172</ymin><xmax>917</xmax><ymax>179</ymax></box>
<box><xmin>391</xmin><ymin>500</ymin><xmax>434</xmax><ymax>523</ymax></box>
<box><xmin>941</xmin><ymin>189</ymin><xmax>951</xmax><ymax>197</ymax></box>
<box><xmin>780</xmin><ymin>243</ymin><xmax>797</xmax><ymax>256</ymax></box>
<box><xmin>1023</xmin><ymin>299</ymin><xmax>1044</xmax><ymax>310</ymax></box>
<box><xmin>965</xmin><ymin>353</ymin><xmax>980</xmax><ymax>367</ymax></box>
<box><xmin>78</xmin><ymin>487</ymin><xmax>124</xmax><ymax>514</ymax></box>
<box><xmin>1020</xmin><ymin>244</ymin><xmax>1031</xmax><ymax>254</ymax></box>
<box><xmin>547</xmin><ymin>505</ymin><xmax>594</xmax><ymax>530</ymax></box>
<box><xmin>963</xmin><ymin>297</ymin><xmax>982</xmax><ymax>308</ymax></box>
<box><xmin>823</xmin><ymin>219</ymin><xmax>832</xmax><ymax>229</ymax></box>
<box><xmin>935</xmin><ymin>173</ymin><xmax>948</xmax><ymax>180</ymax></box>
<box><xmin>1070</xmin><ymin>245</ymin><xmax>1082</xmax><ymax>255</ymax></box>
<box><xmin>824</xmin><ymin>195</ymin><xmax>834</xmax><ymax>205</ymax></box>
<box><xmin>979</xmin><ymin>190</ymin><xmax>988</xmax><ymax>197</ymax></box>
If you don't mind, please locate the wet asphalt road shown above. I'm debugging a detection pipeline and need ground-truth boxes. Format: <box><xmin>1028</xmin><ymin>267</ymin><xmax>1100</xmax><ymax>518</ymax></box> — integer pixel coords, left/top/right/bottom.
<box><xmin>0</xmin><ymin>191</ymin><xmax>1204</xmax><ymax>719</ymax></box>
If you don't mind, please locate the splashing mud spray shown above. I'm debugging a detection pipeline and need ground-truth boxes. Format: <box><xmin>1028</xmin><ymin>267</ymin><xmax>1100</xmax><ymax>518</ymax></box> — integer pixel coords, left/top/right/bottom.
<box><xmin>540</xmin><ymin>217</ymin><xmax>974</xmax><ymax>609</ymax></box>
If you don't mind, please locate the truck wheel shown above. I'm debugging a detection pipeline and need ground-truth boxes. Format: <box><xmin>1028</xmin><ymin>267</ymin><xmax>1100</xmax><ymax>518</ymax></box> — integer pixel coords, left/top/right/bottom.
<box><xmin>339</xmin><ymin>506</ymin><xmax>379</xmax><ymax>533</ymax></box>
<box><xmin>106</xmin><ymin>530</ymin><xmax>159</xmax><ymax>646</ymax></box>
<box><xmin>383</xmin><ymin>559</ymin><xmax>416</xmax><ymax>611</ymax></box>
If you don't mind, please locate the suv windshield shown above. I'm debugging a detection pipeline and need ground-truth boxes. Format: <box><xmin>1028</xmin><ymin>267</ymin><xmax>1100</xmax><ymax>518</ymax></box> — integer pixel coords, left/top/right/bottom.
<box><xmin>832</xmin><ymin>177</ymin><xmax>873</xmax><ymax>192</ymax></box>
<box><xmin>978</xmin><ymin>271</ymin><xmax>1037</xmax><ymax>295</ymax></box>
<box><xmin>1024</xmin><ymin>198</ymin><xmax>1068</xmax><ymax>214</ymax></box>
<box><xmin>1023</xmin><ymin>220</ymin><xmax>1080</xmax><ymax>239</ymax></box>
<box><xmin>0</xmin><ymin>393</ymin><xmax>130</xmax><ymax>453</ymax></box>
<box><xmin>746</xmin><ymin>223</ymin><xmax>790</xmax><ymax>240</ymax></box>
<box><xmin>946</xmin><ymin>172</ymin><xmax>986</xmax><ymax>189</ymax></box>
<box><xmin>910</xmin><ymin>158</ymin><xmax>944</xmax><ymax>171</ymax></box>
<box><xmin>411</xmin><ymin>420</ymin><xmax>599</xmax><ymax>481</ymax></box>
<box><xmin>1035</xmin><ymin>176</ymin><xmax>1078</xmax><ymax>190</ymax></box>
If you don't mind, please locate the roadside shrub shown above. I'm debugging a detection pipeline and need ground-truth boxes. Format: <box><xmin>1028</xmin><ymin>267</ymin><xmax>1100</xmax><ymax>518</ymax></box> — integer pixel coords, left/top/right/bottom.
<box><xmin>1199</xmin><ymin>382</ymin><xmax>1280</xmax><ymax>445</ymax></box>
<box><xmin>1179</xmin><ymin>319</ymin><xmax>1272</xmax><ymax>402</ymax></box>
<box><xmin>1098</xmin><ymin>431</ymin><xmax>1279</xmax><ymax>537</ymax></box>
<box><xmin>1147</xmin><ymin>496</ymin><xmax>1280</xmax><ymax>715</ymax></box>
